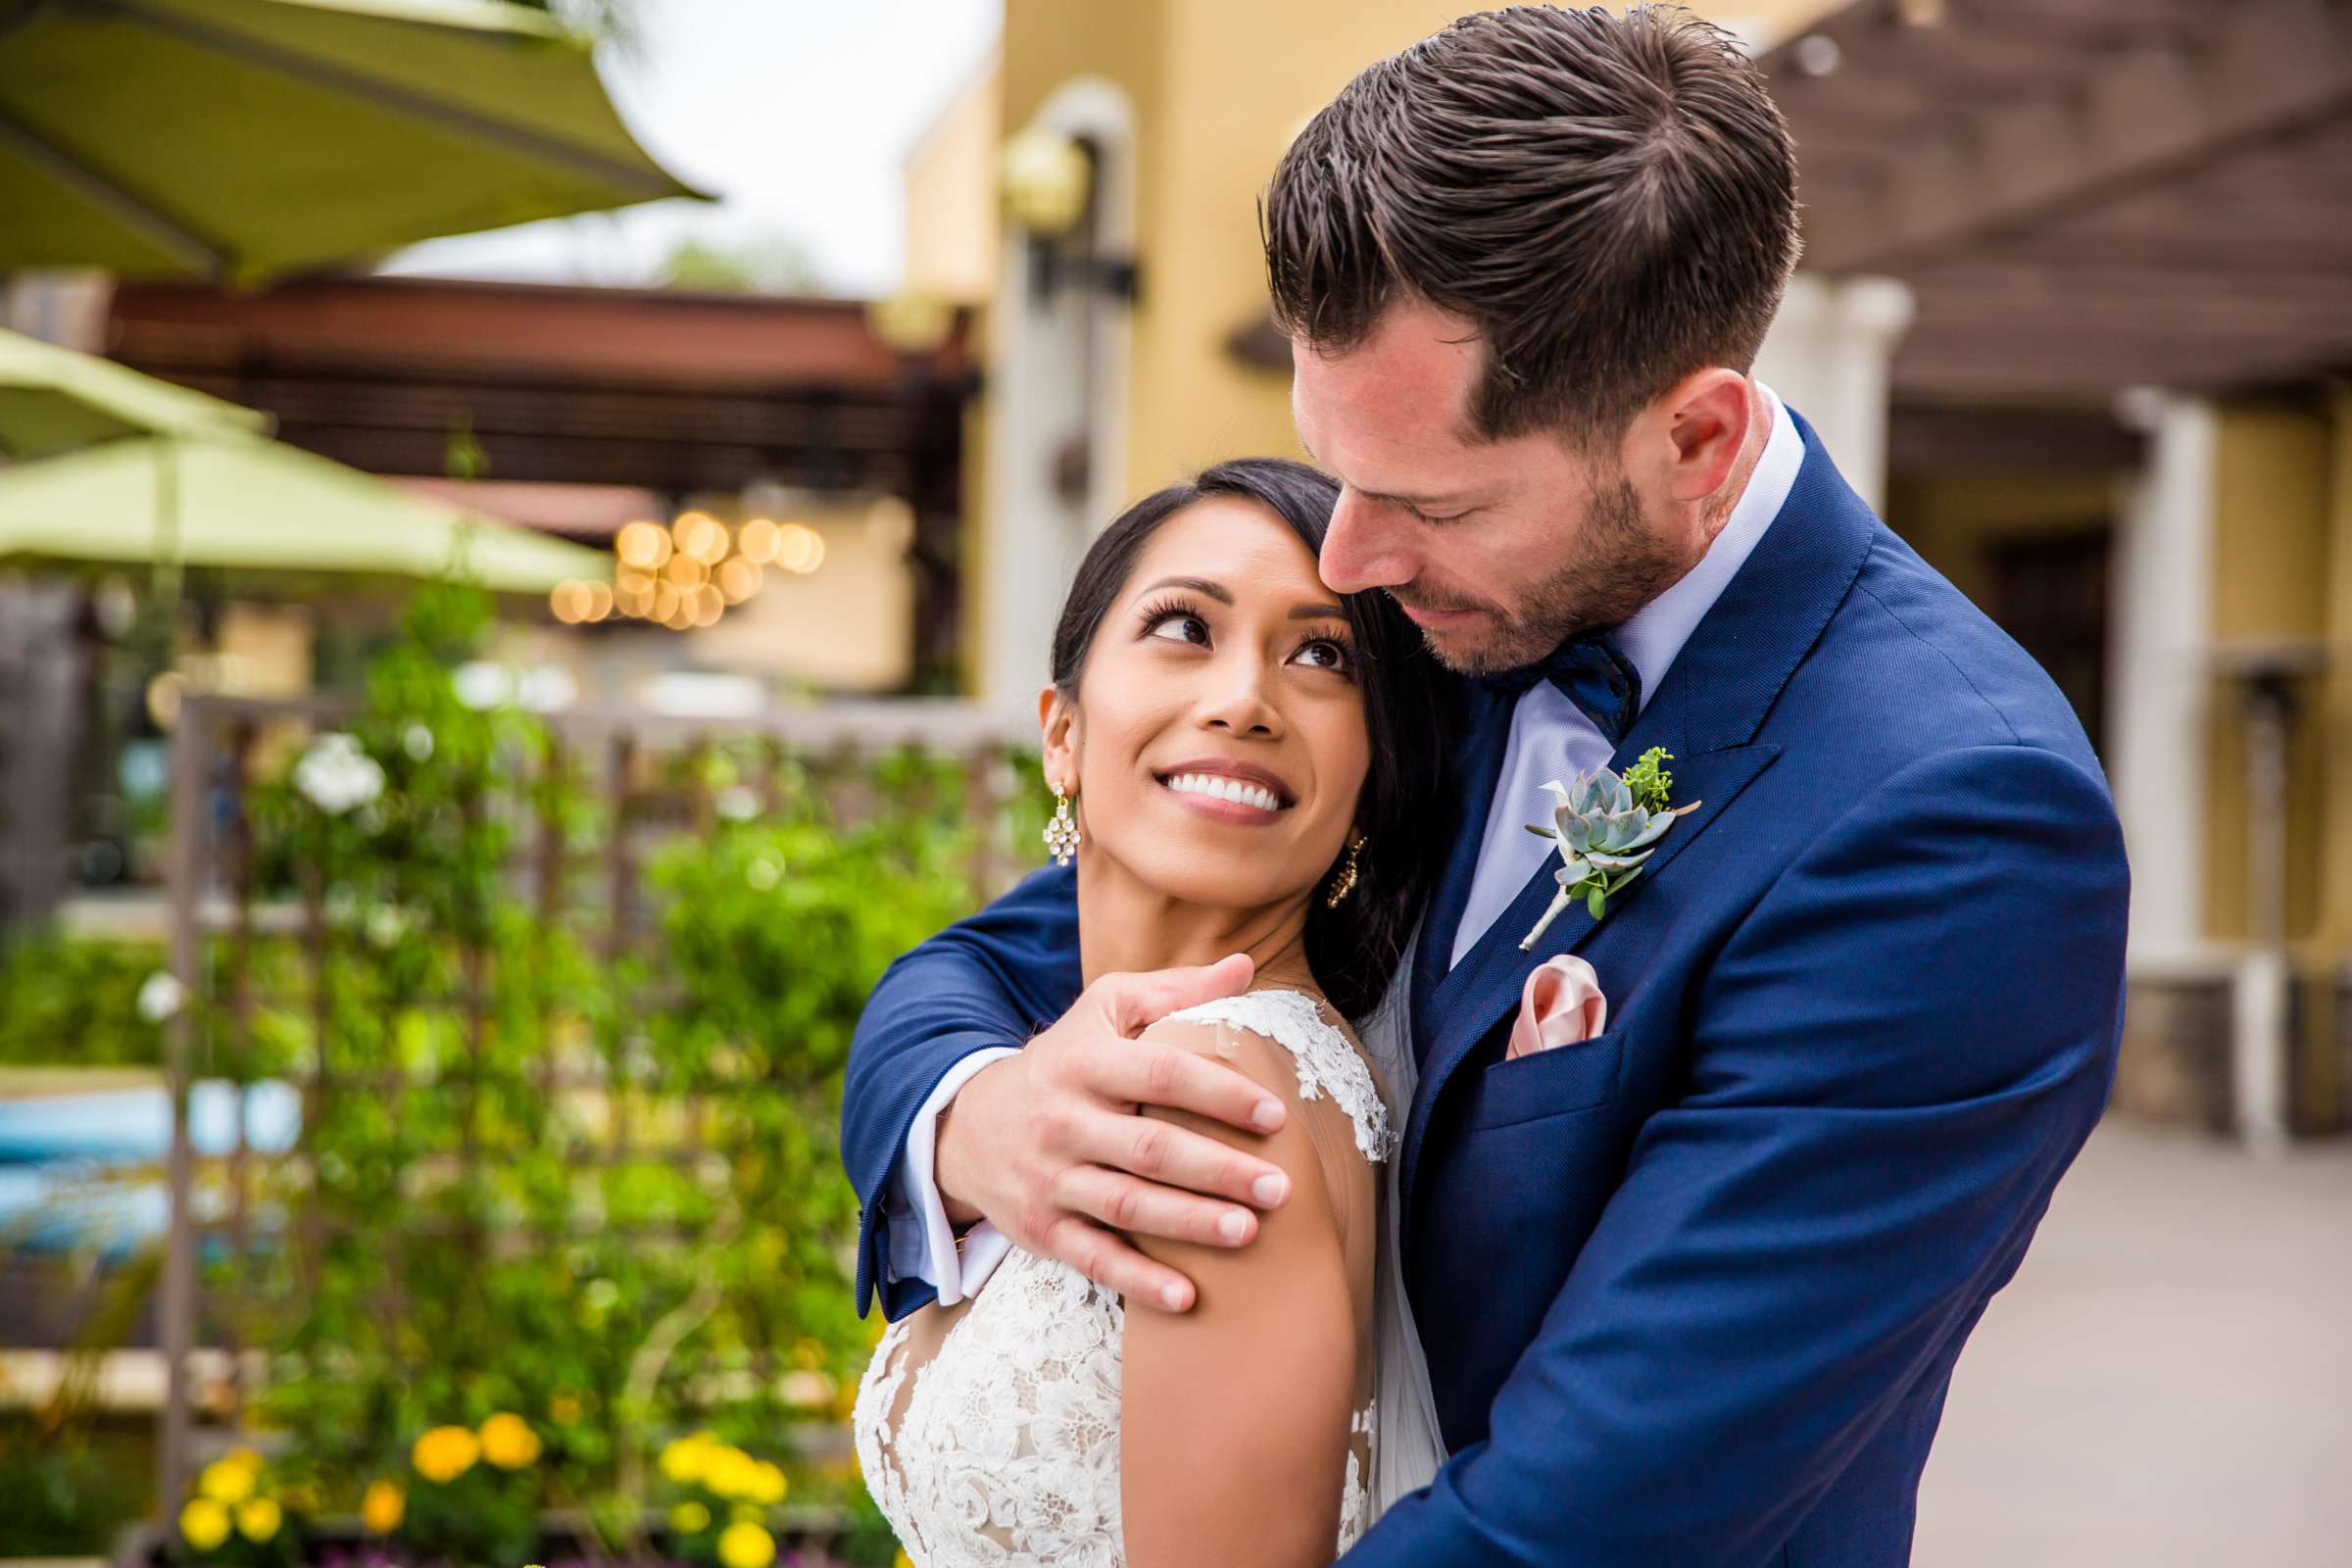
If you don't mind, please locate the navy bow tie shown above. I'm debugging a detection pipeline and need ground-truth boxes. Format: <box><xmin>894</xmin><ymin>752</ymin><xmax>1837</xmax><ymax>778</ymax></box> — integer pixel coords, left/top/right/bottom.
<box><xmin>1476</xmin><ymin>633</ymin><xmax>1642</xmax><ymax>746</ymax></box>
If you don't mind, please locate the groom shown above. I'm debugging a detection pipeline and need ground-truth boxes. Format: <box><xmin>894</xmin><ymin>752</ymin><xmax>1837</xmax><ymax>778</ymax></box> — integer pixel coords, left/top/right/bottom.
<box><xmin>842</xmin><ymin>8</ymin><xmax>2128</xmax><ymax>1564</ymax></box>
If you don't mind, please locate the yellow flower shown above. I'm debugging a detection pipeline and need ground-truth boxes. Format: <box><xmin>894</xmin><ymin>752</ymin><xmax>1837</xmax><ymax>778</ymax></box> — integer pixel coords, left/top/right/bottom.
<box><xmin>411</xmin><ymin>1425</ymin><xmax>480</xmax><ymax>1484</ymax></box>
<box><xmin>197</xmin><ymin>1452</ymin><xmax>259</xmax><ymax>1505</ymax></box>
<box><xmin>716</xmin><ymin>1520</ymin><xmax>775</xmax><ymax>1568</ymax></box>
<box><xmin>668</xmin><ymin>1500</ymin><xmax>710</xmax><ymax>1535</ymax></box>
<box><xmin>658</xmin><ymin>1431</ymin><xmax>715</xmax><ymax>1486</ymax></box>
<box><xmin>235</xmin><ymin>1497</ymin><xmax>282</xmax><ymax>1544</ymax></box>
<box><xmin>549</xmin><ymin>1394</ymin><xmax>582</xmax><ymax>1426</ymax></box>
<box><xmin>702</xmin><ymin>1444</ymin><xmax>760</xmax><ymax>1501</ymax></box>
<box><xmin>361</xmin><ymin>1479</ymin><xmax>405</xmax><ymax>1534</ymax></box>
<box><xmin>179</xmin><ymin>1497</ymin><xmax>232</xmax><ymax>1552</ymax></box>
<box><xmin>747</xmin><ymin>1460</ymin><xmax>787</xmax><ymax>1505</ymax></box>
<box><xmin>894</xmin><ymin>1551</ymin><xmax>915</xmax><ymax>1568</ymax></box>
<box><xmin>478</xmin><ymin>1411</ymin><xmax>542</xmax><ymax>1469</ymax></box>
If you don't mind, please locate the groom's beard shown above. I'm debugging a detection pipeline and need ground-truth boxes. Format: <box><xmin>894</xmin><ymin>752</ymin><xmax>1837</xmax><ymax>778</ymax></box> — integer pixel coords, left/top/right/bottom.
<box><xmin>1397</xmin><ymin>477</ymin><xmax>1693</xmax><ymax>676</ymax></box>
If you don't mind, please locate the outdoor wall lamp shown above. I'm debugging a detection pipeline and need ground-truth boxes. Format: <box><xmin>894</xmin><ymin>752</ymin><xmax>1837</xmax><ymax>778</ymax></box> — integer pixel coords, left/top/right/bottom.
<box><xmin>1001</xmin><ymin>127</ymin><xmax>1139</xmax><ymax>307</ymax></box>
<box><xmin>1002</xmin><ymin>127</ymin><xmax>1091</xmax><ymax>237</ymax></box>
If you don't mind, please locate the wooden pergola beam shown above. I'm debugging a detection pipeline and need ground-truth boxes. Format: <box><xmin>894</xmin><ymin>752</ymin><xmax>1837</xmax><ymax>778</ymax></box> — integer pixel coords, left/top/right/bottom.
<box><xmin>1818</xmin><ymin>19</ymin><xmax>2104</xmax><ymax>98</ymax></box>
<box><xmin>1771</xmin><ymin>0</ymin><xmax>2352</xmax><ymax>273</ymax></box>
<box><xmin>1887</xmin><ymin>402</ymin><xmax>2146</xmax><ymax>475</ymax></box>
<box><xmin>1951</xmin><ymin>0</ymin><xmax>2207</xmax><ymax>39</ymax></box>
<box><xmin>1986</xmin><ymin>155</ymin><xmax>2352</xmax><ymax>271</ymax></box>
<box><xmin>107</xmin><ymin>277</ymin><xmax>979</xmax><ymax>495</ymax></box>
<box><xmin>1893</xmin><ymin>333</ymin><xmax>2352</xmax><ymax>404</ymax></box>
<box><xmin>1906</xmin><ymin>265</ymin><xmax>2352</xmax><ymax>336</ymax></box>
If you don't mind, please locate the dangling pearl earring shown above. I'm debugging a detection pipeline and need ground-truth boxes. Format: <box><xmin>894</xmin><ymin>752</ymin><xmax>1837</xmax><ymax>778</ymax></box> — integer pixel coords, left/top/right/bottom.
<box><xmin>1043</xmin><ymin>783</ymin><xmax>1081</xmax><ymax>866</ymax></box>
<box><xmin>1325</xmin><ymin>833</ymin><xmax>1367</xmax><ymax>907</ymax></box>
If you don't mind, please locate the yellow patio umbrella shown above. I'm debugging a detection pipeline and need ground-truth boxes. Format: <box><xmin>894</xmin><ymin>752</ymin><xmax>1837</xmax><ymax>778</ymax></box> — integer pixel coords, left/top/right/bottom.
<box><xmin>0</xmin><ymin>325</ymin><xmax>271</xmax><ymax>458</ymax></box>
<box><xmin>0</xmin><ymin>425</ymin><xmax>610</xmax><ymax>592</ymax></box>
<box><xmin>0</xmin><ymin>0</ymin><xmax>705</xmax><ymax>281</ymax></box>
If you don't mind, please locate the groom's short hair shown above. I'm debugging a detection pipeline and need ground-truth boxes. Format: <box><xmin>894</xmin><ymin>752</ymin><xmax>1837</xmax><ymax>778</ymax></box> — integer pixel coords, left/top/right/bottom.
<box><xmin>1263</xmin><ymin>5</ymin><xmax>1800</xmax><ymax>449</ymax></box>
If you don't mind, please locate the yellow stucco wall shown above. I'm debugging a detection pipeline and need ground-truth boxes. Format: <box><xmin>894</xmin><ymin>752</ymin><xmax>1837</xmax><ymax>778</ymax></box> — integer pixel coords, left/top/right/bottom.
<box><xmin>2322</xmin><ymin>393</ymin><xmax>2352</xmax><ymax>958</ymax></box>
<box><xmin>2201</xmin><ymin>402</ymin><xmax>2333</xmax><ymax>953</ymax></box>
<box><xmin>2316</xmin><ymin>396</ymin><xmax>2352</xmax><ymax>1123</ymax></box>
<box><xmin>1884</xmin><ymin>471</ymin><xmax>2116</xmax><ymax>608</ymax></box>
<box><xmin>904</xmin><ymin>50</ymin><xmax>1002</xmax><ymax>305</ymax></box>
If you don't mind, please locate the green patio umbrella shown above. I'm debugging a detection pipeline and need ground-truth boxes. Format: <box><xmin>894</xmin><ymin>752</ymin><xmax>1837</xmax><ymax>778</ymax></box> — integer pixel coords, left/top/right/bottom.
<box><xmin>0</xmin><ymin>0</ymin><xmax>705</xmax><ymax>281</ymax></box>
<box><xmin>0</xmin><ymin>325</ymin><xmax>270</xmax><ymax>458</ymax></box>
<box><xmin>0</xmin><ymin>426</ymin><xmax>611</xmax><ymax>592</ymax></box>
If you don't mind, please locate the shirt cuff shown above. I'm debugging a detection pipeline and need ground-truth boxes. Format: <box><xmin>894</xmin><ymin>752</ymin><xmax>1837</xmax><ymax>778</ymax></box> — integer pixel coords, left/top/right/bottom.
<box><xmin>885</xmin><ymin>1045</ymin><xmax>1021</xmax><ymax>1303</ymax></box>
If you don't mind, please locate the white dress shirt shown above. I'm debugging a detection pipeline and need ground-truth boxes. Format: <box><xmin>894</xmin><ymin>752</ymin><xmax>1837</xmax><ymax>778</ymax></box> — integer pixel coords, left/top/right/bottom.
<box><xmin>889</xmin><ymin>385</ymin><xmax>1804</xmax><ymax>1303</ymax></box>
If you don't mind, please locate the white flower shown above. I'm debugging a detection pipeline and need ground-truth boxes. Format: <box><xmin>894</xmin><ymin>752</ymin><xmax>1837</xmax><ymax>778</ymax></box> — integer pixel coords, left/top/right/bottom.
<box><xmin>402</xmin><ymin>723</ymin><xmax>434</xmax><ymax>761</ymax></box>
<box><xmin>365</xmin><ymin>904</ymin><xmax>410</xmax><ymax>948</ymax></box>
<box><xmin>293</xmin><ymin>732</ymin><xmax>385</xmax><ymax>815</ymax></box>
<box><xmin>715</xmin><ymin>785</ymin><xmax>760</xmax><ymax>822</ymax></box>
<box><xmin>138</xmin><ymin>970</ymin><xmax>187</xmax><ymax>1023</ymax></box>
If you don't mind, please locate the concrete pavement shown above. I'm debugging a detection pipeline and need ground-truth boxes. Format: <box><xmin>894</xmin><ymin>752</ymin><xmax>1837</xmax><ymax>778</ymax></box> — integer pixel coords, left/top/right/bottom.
<box><xmin>1916</xmin><ymin>1115</ymin><xmax>2352</xmax><ymax>1566</ymax></box>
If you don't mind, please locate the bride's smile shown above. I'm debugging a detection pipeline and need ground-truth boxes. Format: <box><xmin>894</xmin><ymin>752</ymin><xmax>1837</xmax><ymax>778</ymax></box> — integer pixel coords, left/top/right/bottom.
<box><xmin>1153</xmin><ymin>761</ymin><xmax>1294</xmax><ymax>821</ymax></box>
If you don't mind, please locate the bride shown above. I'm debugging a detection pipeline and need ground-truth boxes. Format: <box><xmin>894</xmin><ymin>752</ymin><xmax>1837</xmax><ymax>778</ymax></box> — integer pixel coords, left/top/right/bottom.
<box><xmin>852</xmin><ymin>459</ymin><xmax>1452</xmax><ymax>1565</ymax></box>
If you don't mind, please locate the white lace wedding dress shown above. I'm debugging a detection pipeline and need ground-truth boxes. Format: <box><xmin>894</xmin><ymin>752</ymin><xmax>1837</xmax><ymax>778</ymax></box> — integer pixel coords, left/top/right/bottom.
<box><xmin>851</xmin><ymin>989</ymin><xmax>1398</xmax><ymax>1566</ymax></box>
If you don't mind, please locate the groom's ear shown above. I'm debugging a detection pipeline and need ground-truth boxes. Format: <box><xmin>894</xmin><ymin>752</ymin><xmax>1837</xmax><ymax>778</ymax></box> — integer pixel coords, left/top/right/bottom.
<box><xmin>1038</xmin><ymin>684</ymin><xmax>1079</xmax><ymax>793</ymax></box>
<box><xmin>1641</xmin><ymin>368</ymin><xmax>1755</xmax><ymax>506</ymax></box>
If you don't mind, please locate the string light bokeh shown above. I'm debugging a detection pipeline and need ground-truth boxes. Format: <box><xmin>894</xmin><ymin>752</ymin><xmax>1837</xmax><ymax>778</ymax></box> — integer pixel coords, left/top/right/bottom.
<box><xmin>554</xmin><ymin>508</ymin><xmax>834</xmax><ymax>630</ymax></box>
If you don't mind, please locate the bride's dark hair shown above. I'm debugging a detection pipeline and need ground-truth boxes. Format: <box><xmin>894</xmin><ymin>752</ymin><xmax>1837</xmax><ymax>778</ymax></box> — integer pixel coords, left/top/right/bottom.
<box><xmin>1048</xmin><ymin>458</ymin><xmax>1453</xmax><ymax>1021</ymax></box>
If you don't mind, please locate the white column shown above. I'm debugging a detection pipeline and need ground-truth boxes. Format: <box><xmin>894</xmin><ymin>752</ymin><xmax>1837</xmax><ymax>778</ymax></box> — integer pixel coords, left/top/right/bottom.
<box><xmin>2107</xmin><ymin>391</ymin><xmax>2218</xmax><ymax>968</ymax></box>
<box><xmin>978</xmin><ymin>79</ymin><xmax>1136</xmax><ymax>715</ymax></box>
<box><xmin>1749</xmin><ymin>272</ymin><xmax>1913</xmax><ymax>511</ymax></box>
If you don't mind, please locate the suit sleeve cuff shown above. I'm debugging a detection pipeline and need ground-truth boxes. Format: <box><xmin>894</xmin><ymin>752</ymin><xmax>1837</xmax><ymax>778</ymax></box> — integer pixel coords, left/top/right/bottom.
<box><xmin>886</xmin><ymin>1045</ymin><xmax>1021</xmax><ymax>1303</ymax></box>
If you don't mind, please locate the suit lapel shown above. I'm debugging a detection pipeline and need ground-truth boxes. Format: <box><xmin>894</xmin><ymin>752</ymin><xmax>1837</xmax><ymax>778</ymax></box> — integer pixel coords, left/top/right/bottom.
<box><xmin>1409</xmin><ymin>681</ymin><xmax>1515</xmax><ymax>1057</ymax></box>
<box><xmin>1398</xmin><ymin>411</ymin><xmax>1880</xmax><ymax>1206</ymax></box>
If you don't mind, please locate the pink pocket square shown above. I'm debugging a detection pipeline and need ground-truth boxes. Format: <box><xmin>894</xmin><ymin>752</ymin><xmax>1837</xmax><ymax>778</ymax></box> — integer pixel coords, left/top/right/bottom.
<box><xmin>1506</xmin><ymin>955</ymin><xmax>1608</xmax><ymax>1060</ymax></box>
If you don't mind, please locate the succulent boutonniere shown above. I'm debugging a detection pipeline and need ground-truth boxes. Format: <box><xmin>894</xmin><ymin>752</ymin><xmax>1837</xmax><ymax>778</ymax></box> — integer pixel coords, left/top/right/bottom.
<box><xmin>1519</xmin><ymin>747</ymin><xmax>1699</xmax><ymax>951</ymax></box>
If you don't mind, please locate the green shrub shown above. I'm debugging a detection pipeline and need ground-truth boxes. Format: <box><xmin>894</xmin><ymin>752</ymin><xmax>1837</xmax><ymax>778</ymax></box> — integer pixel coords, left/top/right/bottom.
<box><xmin>192</xmin><ymin>580</ymin><xmax>1017</xmax><ymax>1560</ymax></box>
<box><xmin>0</xmin><ymin>929</ymin><xmax>167</xmax><ymax>1067</ymax></box>
<box><xmin>0</xmin><ymin>1421</ymin><xmax>153</xmax><ymax>1555</ymax></box>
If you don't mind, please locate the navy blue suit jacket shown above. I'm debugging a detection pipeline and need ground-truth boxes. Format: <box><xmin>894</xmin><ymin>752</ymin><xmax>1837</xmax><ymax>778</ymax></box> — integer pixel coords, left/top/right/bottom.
<box><xmin>839</xmin><ymin>416</ymin><xmax>2130</xmax><ymax>1566</ymax></box>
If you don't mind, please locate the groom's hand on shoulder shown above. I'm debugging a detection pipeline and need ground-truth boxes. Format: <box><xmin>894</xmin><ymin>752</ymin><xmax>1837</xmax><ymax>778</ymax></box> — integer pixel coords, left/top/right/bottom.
<box><xmin>934</xmin><ymin>953</ymin><xmax>1295</xmax><ymax>1312</ymax></box>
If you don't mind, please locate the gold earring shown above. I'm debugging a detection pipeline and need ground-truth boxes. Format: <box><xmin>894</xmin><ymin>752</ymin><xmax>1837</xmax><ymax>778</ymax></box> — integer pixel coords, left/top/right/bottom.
<box><xmin>1044</xmin><ymin>784</ymin><xmax>1081</xmax><ymax>866</ymax></box>
<box><xmin>1325</xmin><ymin>833</ymin><xmax>1367</xmax><ymax>907</ymax></box>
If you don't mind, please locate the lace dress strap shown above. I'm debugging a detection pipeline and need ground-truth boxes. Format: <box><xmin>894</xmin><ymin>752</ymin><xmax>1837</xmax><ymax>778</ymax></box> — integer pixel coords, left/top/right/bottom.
<box><xmin>1160</xmin><ymin>989</ymin><xmax>1394</xmax><ymax>1163</ymax></box>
